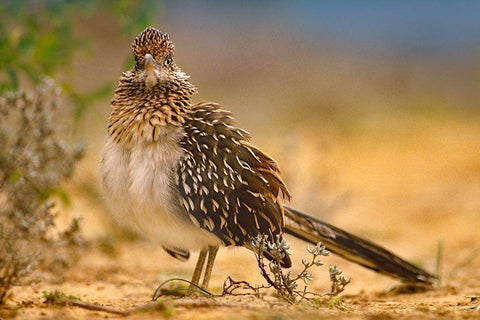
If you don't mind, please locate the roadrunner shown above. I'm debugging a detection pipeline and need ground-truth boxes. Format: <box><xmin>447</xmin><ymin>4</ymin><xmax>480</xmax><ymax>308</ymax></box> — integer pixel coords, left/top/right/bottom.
<box><xmin>102</xmin><ymin>27</ymin><xmax>436</xmax><ymax>289</ymax></box>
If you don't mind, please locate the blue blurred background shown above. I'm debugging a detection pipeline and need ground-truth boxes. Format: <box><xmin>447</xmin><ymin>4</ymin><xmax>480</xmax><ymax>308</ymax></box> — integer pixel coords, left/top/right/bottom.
<box><xmin>165</xmin><ymin>0</ymin><xmax>480</xmax><ymax>57</ymax></box>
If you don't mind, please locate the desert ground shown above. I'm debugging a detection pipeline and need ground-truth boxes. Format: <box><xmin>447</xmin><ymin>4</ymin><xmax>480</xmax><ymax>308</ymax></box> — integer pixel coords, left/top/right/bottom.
<box><xmin>3</xmin><ymin>111</ymin><xmax>480</xmax><ymax>319</ymax></box>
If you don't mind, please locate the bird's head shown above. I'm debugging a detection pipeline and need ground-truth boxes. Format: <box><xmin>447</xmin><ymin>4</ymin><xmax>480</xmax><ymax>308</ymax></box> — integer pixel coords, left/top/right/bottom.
<box><xmin>129</xmin><ymin>27</ymin><xmax>197</xmax><ymax>95</ymax></box>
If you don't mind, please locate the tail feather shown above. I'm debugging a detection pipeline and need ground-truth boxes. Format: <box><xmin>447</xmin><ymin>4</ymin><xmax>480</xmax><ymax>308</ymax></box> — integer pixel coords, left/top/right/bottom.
<box><xmin>283</xmin><ymin>206</ymin><xmax>437</xmax><ymax>284</ymax></box>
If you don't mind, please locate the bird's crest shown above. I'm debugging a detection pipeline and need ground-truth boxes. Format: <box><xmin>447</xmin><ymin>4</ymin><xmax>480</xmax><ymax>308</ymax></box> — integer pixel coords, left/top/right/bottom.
<box><xmin>132</xmin><ymin>27</ymin><xmax>175</xmax><ymax>62</ymax></box>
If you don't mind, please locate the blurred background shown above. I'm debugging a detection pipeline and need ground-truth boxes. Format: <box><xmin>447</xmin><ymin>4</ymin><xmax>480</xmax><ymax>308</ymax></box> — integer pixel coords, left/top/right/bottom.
<box><xmin>1</xmin><ymin>0</ymin><xmax>479</xmax><ymax>295</ymax></box>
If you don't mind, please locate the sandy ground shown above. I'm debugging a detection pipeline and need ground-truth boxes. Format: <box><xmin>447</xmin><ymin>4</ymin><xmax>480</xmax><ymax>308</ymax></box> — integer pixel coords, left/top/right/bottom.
<box><xmin>2</xmin><ymin>114</ymin><xmax>480</xmax><ymax>319</ymax></box>
<box><xmin>4</xmin><ymin>240</ymin><xmax>480</xmax><ymax>320</ymax></box>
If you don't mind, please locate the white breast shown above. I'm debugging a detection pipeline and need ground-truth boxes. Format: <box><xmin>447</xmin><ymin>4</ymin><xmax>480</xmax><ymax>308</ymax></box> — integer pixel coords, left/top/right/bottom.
<box><xmin>101</xmin><ymin>126</ymin><xmax>221</xmax><ymax>250</ymax></box>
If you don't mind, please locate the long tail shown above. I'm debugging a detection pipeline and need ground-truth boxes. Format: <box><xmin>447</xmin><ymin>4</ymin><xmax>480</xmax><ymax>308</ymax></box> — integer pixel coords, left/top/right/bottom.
<box><xmin>283</xmin><ymin>206</ymin><xmax>437</xmax><ymax>284</ymax></box>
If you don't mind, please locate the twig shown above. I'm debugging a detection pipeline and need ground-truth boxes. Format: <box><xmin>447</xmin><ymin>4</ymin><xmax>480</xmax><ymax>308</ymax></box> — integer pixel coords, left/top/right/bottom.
<box><xmin>254</xmin><ymin>236</ymin><xmax>278</xmax><ymax>289</ymax></box>
<box><xmin>222</xmin><ymin>276</ymin><xmax>265</xmax><ymax>297</ymax></box>
<box><xmin>253</xmin><ymin>235</ymin><xmax>296</xmax><ymax>303</ymax></box>
<box><xmin>63</xmin><ymin>299</ymin><xmax>129</xmax><ymax>316</ymax></box>
<box><xmin>62</xmin><ymin>298</ymin><xmax>239</xmax><ymax>316</ymax></box>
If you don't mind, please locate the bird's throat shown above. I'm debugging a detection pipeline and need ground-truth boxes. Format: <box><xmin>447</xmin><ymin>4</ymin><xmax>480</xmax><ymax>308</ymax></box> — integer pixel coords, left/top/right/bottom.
<box><xmin>145</xmin><ymin>69</ymin><xmax>158</xmax><ymax>89</ymax></box>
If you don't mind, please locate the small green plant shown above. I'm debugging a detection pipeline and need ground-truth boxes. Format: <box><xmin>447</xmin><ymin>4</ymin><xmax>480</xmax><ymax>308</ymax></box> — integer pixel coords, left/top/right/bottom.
<box><xmin>312</xmin><ymin>296</ymin><xmax>348</xmax><ymax>311</ymax></box>
<box><xmin>250</xmin><ymin>235</ymin><xmax>351</xmax><ymax>304</ymax></box>
<box><xmin>42</xmin><ymin>290</ymin><xmax>81</xmax><ymax>305</ymax></box>
<box><xmin>328</xmin><ymin>264</ymin><xmax>351</xmax><ymax>296</ymax></box>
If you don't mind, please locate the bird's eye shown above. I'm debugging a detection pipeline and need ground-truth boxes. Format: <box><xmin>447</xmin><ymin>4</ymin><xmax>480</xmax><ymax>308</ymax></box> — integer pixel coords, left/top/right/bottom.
<box><xmin>164</xmin><ymin>57</ymin><xmax>173</xmax><ymax>67</ymax></box>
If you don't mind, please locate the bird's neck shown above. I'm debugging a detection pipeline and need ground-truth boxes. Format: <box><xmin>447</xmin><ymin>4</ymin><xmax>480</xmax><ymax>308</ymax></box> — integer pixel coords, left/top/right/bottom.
<box><xmin>108</xmin><ymin>82</ymin><xmax>195</xmax><ymax>147</ymax></box>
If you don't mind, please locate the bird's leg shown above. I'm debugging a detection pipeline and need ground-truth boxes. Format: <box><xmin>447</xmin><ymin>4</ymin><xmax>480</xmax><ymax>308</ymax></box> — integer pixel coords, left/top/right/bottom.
<box><xmin>189</xmin><ymin>248</ymin><xmax>207</xmax><ymax>289</ymax></box>
<box><xmin>201</xmin><ymin>246</ymin><xmax>219</xmax><ymax>289</ymax></box>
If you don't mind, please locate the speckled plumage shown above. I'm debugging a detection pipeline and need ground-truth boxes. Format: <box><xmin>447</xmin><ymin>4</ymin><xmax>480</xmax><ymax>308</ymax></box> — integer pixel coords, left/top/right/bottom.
<box><xmin>102</xmin><ymin>27</ymin><xmax>436</xmax><ymax>287</ymax></box>
<box><xmin>103</xmin><ymin>27</ymin><xmax>292</xmax><ymax>268</ymax></box>
<box><xmin>177</xmin><ymin>103</ymin><xmax>290</xmax><ymax>248</ymax></box>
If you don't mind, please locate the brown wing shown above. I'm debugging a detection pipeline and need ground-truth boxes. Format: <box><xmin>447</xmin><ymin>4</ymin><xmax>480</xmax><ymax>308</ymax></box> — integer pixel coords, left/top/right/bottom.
<box><xmin>176</xmin><ymin>103</ymin><xmax>290</xmax><ymax>253</ymax></box>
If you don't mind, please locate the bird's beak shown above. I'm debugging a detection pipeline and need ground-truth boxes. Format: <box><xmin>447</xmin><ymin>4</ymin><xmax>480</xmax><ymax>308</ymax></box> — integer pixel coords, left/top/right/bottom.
<box><xmin>144</xmin><ymin>54</ymin><xmax>158</xmax><ymax>89</ymax></box>
<box><xmin>144</xmin><ymin>54</ymin><xmax>156</xmax><ymax>72</ymax></box>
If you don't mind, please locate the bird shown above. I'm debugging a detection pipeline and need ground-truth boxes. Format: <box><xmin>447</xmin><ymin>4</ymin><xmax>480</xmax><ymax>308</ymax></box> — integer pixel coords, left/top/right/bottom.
<box><xmin>101</xmin><ymin>27</ymin><xmax>436</xmax><ymax>290</ymax></box>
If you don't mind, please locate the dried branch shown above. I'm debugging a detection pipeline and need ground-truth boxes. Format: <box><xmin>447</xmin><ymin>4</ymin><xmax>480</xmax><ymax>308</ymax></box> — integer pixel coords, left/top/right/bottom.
<box><xmin>222</xmin><ymin>276</ymin><xmax>269</xmax><ymax>297</ymax></box>
<box><xmin>44</xmin><ymin>290</ymin><xmax>246</xmax><ymax>316</ymax></box>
